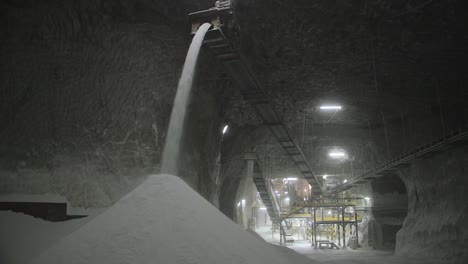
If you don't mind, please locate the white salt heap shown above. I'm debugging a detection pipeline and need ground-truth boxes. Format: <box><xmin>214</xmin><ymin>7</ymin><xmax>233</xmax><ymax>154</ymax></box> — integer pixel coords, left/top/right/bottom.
<box><xmin>30</xmin><ymin>174</ymin><xmax>314</xmax><ymax>264</ymax></box>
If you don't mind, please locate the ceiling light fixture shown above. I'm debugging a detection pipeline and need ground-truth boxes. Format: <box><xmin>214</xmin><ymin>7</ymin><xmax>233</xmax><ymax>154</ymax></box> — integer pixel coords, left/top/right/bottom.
<box><xmin>343</xmin><ymin>179</ymin><xmax>348</xmax><ymax>183</ymax></box>
<box><xmin>286</xmin><ymin>177</ymin><xmax>297</xmax><ymax>181</ymax></box>
<box><xmin>329</xmin><ymin>151</ymin><xmax>346</xmax><ymax>158</ymax></box>
<box><xmin>319</xmin><ymin>105</ymin><xmax>342</xmax><ymax>110</ymax></box>
<box><xmin>222</xmin><ymin>125</ymin><xmax>229</xmax><ymax>134</ymax></box>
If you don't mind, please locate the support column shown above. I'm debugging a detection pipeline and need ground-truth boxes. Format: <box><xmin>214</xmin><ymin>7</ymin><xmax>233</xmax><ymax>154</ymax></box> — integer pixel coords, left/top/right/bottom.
<box><xmin>355</xmin><ymin>212</ymin><xmax>359</xmax><ymax>247</ymax></box>
<box><xmin>310</xmin><ymin>207</ymin><xmax>313</xmax><ymax>244</ymax></box>
<box><xmin>313</xmin><ymin>207</ymin><xmax>317</xmax><ymax>248</ymax></box>
<box><xmin>272</xmin><ymin>223</ymin><xmax>274</xmax><ymax>240</ymax></box>
<box><xmin>342</xmin><ymin>207</ymin><xmax>346</xmax><ymax>248</ymax></box>
<box><xmin>280</xmin><ymin>220</ymin><xmax>283</xmax><ymax>246</ymax></box>
<box><xmin>337</xmin><ymin>224</ymin><xmax>341</xmax><ymax>246</ymax></box>
<box><xmin>239</xmin><ymin>153</ymin><xmax>257</xmax><ymax>230</ymax></box>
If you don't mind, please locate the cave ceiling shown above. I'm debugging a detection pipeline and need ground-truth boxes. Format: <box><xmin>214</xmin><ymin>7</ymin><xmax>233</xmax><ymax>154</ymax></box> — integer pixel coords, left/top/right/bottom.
<box><xmin>65</xmin><ymin>0</ymin><xmax>466</xmax><ymax>132</ymax></box>
<box><xmin>2</xmin><ymin>0</ymin><xmax>466</xmax><ymax>180</ymax></box>
<box><xmin>220</xmin><ymin>0</ymin><xmax>467</xmax><ymax>177</ymax></box>
<box><xmin>141</xmin><ymin>0</ymin><xmax>468</xmax><ymax>178</ymax></box>
<box><xmin>231</xmin><ymin>0</ymin><xmax>467</xmax><ymax>128</ymax></box>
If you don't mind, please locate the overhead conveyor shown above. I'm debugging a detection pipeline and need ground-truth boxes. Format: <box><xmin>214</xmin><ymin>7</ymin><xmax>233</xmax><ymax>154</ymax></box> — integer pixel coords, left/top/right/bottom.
<box><xmin>189</xmin><ymin>8</ymin><xmax>325</xmax><ymax>196</ymax></box>
<box><xmin>328</xmin><ymin>128</ymin><xmax>468</xmax><ymax>194</ymax></box>
<box><xmin>244</xmin><ymin>153</ymin><xmax>280</xmax><ymax>222</ymax></box>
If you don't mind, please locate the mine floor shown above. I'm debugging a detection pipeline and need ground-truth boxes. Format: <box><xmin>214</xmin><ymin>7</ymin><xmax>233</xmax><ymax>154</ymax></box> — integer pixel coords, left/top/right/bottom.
<box><xmin>254</xmin><ymin>226</ymin><xmax>426</xmax><ymax>264</ymax></box>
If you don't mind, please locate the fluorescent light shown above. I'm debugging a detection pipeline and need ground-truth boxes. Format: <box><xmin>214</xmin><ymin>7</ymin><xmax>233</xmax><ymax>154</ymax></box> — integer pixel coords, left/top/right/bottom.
<box><xmin>222</xmin><ymin>125</ymin><xmax>229</xmax><ymax>134</ymax></box>
<box><xmin>285</xmin><ymin>197</ymin><xmax>290</xmax><ymax>201</ymax></box>
<box><xmin>237</xmin><ymin>202</ymin><xmax>241</xmax><ymax>207</ymax></box>
<box><xmin>329</xmin><ymin>152</ymin><xmax>346</xmax><ymax>158</ymax></box>
<box><xmin>275</xmin><ymin>191</ymin><xmax>279</xmax><ymax>194</ymax></box>
<box><xmin>328</xmin><ymin>211</ymin><xmax>332</xmax><ymax>215</ymax></box>
<box><xmin>286</xmin><ymin>177</ymin><xmax>297</xmax><ymax>181</ymax></box>
<box><xmin>364</xmin><ymin>197</ymin><xmax>370</xmax><ymax>200</ymax></box>
<box><xmin>284</xmin><ymin>191</ymin><xmax>288</xmax><ymax>194</ymax></box>
<box><xmin>323</xmin><ymin>174</ymin><xmax>328</xmax><ymax>179</ymax></box>
<box><xmin>343</xmin><ymin>179</ymin><xmax>348</xmax><ymax>183</ymax></box>
<box><xmin>320</xmin><ymin>105</ymin><xmax>342</xmax><ymax>110</ymax></box>
<box><xmin>259</xmin><ymin>207</ymin><xmax>267</xmax><ymax>210</ymax></box>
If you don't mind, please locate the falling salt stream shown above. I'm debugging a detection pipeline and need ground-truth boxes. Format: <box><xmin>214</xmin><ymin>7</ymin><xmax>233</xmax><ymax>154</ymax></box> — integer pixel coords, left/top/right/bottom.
<box><xmin>161</xmin><ymin>23</ymin><xmax>212</xmax><ymax>175</ymax></box>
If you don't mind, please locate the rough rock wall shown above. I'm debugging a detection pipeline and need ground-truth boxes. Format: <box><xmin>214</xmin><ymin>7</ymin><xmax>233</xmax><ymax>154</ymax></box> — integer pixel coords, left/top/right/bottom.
<box><xmin>0</xmin><ymin>1</ymin><xmax>225</xmax><ymax>208</ymax></box>
<box><xmin>347</xmin><ymin>173</ymin><xmax>408</xmax><ymax>250</ymax></box>
<box><xmin>368</xmin><ymin>174</ymin><xmax>408</xmax><ymax>250</ymax></box>
<box><xmin>396</xmin><ymin>146</ymin><xmax>468</xmax><ymax>264</ymax></box>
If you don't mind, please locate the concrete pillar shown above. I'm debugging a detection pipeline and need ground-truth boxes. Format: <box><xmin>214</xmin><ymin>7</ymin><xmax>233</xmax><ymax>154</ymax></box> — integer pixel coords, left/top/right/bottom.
<box><xmin>235</xmin><ymin>152</ymin><xmax>257</xmax><ymax>230</ymax></box>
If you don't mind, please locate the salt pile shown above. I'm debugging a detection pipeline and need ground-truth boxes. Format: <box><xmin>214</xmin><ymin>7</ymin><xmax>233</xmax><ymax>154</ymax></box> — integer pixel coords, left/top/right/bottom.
<box><xmin>30</xmin><ymin>174</ymin><xmax>313</xmax><ymax>264</ymax></box>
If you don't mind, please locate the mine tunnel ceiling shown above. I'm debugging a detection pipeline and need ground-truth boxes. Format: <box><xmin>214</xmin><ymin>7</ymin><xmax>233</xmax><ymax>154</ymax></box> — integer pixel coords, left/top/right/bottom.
<box><xmin>220</xmin><ymin>0</ymin><xmax>467</xmax><ymax>174</ymax></box>
<box><xmin>155</xmin><ymin>0</ymin><xmax>467</xmax><ymax>178</ymax></box>
<box><xmin>20</xmin><ymin>0</ymin><xmax>463</xmax><ymax>178</ymax></box>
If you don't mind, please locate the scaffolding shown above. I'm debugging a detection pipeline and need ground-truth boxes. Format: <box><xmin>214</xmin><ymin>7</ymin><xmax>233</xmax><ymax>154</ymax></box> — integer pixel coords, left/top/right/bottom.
<box><xmin>278</xmin><ymin>197</ymin><xmax>362</xmax><ymax>249</ymax></box>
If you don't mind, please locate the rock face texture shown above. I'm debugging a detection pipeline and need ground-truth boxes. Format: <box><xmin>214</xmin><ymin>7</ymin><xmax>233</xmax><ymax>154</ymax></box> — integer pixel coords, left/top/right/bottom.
<box><xmin>367</xmin><ymin>175</ymin><xmax>408</xmax><ymax>249</ymax></box>
<box><xmin>396</xmin><ymin>146</ymin><xmax>468</xmax><ymax>263</ymax></box>
<box><xmin>0</xmin><ymin>1</ymin><xmax>225</xmax><ymax>208</ymax></box>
